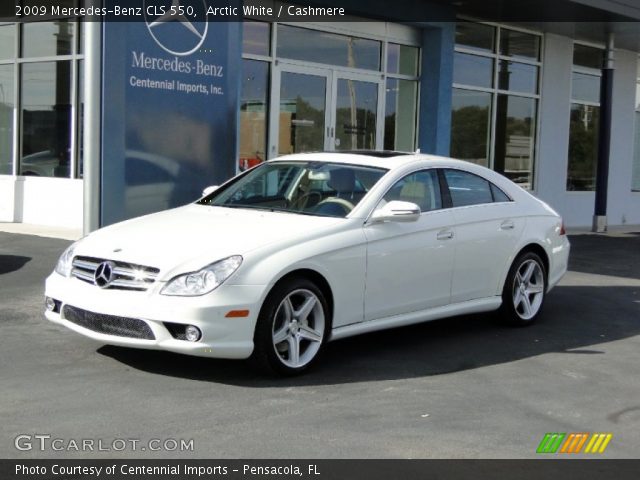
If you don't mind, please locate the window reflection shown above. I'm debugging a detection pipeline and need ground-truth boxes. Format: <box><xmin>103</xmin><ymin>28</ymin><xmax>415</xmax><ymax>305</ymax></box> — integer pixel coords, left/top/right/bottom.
<box><xmin>0</xmin><ymin>25</ymin><xmax>15</xmax><ymax>60</ymax></box>
<box><xmin>450</xmin><ymin>89</ymin><xmax>491</xmax><ymax>167</ymax></box>
<box><xmin>335</xmin><ymin>79</ymin><xmax>377</xmax><ymax>150</ymax></box>
<box><xmin>497</xmin><ymin>60</ymin><xmax>538</xmax><ymax>94</ymax></box>
<box><xmin>500</xmin><ymin>29</ymin><xmax>539</xmax><ymax>61</ymax></box>
<box><xmin>573</xmin><ymin>45</ymin><xmax>603</xmax><ymax>70</ymax></box>
<box><xmin>0</xmin><ymin>64</ymin><xmax>14</xmax><ymax>175</ymax></box>
<box><xmin>572</xmin><ymin>72</ymin><xmax>601</xmax><ymax>103</ymax></box>
<box><xmin>453</xmin><ymin>52</ymin><xmax>493</xmax><ymax>88</ymax></box>
<box><xmin>494</xmin><ymin>95</ymin><xmax>536</xmax><ymax>189</ymax></box>
<box><xmin>279</xmin><ymin>72</ymin><xmax>326</xmax><ymax>155</ymax></box>
<box><xmin>387</xmin><ymin>44</ymin><xmax>419</xmax><ymax>76</ymax></box>
<box><xmin>455</xmin><ymin>22</ymin><xmax>495</xmax><ymax>54</ymax></box>
<box><xmin>242</xmin><ymin>21</ymin><xmax>270</xmax><ymax>56</ymax></box>
<box><xmin>384</xmin><ymin>78</ymin><xmax>416</xmax><ymax>151</ymax></box>
<box><xmin>567</xmin><ymin>104</ymin><xmax>599</xmax><ymax>191</ymax></box>
<box><xmin>240</xmin><ymin>59</ymin><xmax>268</xmax><ymax>171</ymax></box>
<box><xmin>20</xmin><ymin>61</ymin><xmax>72</xmax><ymax>178</ymax></box>
<box><xmin>22</xmin><ymin>21</ymin><xmax>74</xmax><ymax>58</ymax></box>
<box><xmin>277</xmin><ymin>25</ymin><xmax>381</xmax><ymax>71</ymax></box>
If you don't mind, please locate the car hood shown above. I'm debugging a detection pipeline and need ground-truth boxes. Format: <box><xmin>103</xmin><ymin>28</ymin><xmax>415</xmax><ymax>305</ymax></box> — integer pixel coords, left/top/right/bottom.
<box><xmin>75</xmin><ymin>204</ymin><xmax>344</xmax><ymax>277</ymax></box>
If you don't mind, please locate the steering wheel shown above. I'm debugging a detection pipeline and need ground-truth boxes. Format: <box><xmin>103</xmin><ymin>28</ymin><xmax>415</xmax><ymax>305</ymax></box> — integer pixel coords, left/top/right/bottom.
<box><xmin>292</xmin><ymin>191</ymin><xmax>323</xmax><ymax>210</ymax></box>
<box><xmin>312</xmin><ymin>197</ymin><xmax>355</xmax><ymax>216</ymax></box>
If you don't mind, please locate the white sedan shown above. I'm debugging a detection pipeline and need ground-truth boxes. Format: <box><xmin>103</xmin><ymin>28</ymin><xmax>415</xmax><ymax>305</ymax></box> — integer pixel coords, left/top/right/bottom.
<box><xmin>45</xmin><ymin>152</ymin><xmax>570</xmax><ymax>375</ymax></box>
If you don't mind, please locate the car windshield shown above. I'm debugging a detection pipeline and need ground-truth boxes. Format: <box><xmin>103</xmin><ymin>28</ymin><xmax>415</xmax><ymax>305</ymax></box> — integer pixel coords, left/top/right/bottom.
<box><xmin>198</xmin><ymin>161</ymin><xmax>388</xmax><ymax>218</ymax></box>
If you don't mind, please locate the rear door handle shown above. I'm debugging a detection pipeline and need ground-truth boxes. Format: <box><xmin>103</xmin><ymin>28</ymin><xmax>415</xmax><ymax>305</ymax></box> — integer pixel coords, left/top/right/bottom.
<box><xmin>437</xmin><ymin>229</ymin><xmax>454</xmax><ymax>240</ymax></box>
<box><xmin>500</xmin><ymin>220</ymin><xmax>515</xmax><ymax>230</ymax></box>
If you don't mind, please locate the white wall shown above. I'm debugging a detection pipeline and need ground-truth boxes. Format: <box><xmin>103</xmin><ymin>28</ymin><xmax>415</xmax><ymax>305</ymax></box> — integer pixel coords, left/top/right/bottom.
<box><xmin>607</xmin><ymin>49</ymin><xmax>640</xmax><ymax>226</ymax></box>
<box><xmin>536</xmin><ymin>33</ymin><xmax>640</xmax><ymax>228</ymax></box>
<box><xmin>0</xmin><ymin>175</ymin><xmax>83</xmax><ymax>229</ymax></box>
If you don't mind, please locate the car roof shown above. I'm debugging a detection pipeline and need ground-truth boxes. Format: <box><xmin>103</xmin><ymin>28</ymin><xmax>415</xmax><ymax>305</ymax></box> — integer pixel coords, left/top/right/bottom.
<box><xmin>268</xmin><ymin>151</ymin><xmax>473</xmax><ymax>170</ymax></box>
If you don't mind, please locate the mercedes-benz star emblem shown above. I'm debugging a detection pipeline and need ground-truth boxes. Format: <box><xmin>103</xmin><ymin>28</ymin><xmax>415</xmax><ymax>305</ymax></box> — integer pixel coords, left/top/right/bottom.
<box><xmin>94</xmin><ymin>261</ymin><xmax>116</xmax><ymax>288</ymax></box>
<box><xmin>144</xmin><ymin>0</ymin><xmax>209</xmax><ymax>56</ymax></box>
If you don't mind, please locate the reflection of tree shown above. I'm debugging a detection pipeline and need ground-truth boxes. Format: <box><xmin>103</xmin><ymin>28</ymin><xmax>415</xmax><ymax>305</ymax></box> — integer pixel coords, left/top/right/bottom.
<box><xmin>291</xmin><ymin>96</ymin><xmax>324</xmax><ymax>151</ymax></box>
<box><xmin>567</xmin><ymin>105</ymin><xmax>599</xmax><ymax>190</ymax></box>
<box><xmin>451</xmin><ymin>106</ymin><xmax>489</xmax><ymax>161</ymax></box>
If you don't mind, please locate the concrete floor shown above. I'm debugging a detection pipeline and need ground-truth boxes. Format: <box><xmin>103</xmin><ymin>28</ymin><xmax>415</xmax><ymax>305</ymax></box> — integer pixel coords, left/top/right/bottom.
<box><xmin>1</xmin><ymin>231</ymin><xmax>639</xmax><ymax>458</ymax></box>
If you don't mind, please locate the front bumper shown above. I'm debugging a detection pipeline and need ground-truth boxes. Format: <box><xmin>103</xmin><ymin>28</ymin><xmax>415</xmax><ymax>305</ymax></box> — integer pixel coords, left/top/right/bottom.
<box><xmin>44</xmin><ymin>272</ymin><xmax>266</xmax><ymax>359</ymax></box>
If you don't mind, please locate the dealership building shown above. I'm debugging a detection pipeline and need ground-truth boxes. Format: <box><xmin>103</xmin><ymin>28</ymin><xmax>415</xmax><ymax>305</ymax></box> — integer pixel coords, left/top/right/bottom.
<box><xmin>1</xmin><ymin>0</ymin><xmax>640</xmax><ymax>232</ymax></box>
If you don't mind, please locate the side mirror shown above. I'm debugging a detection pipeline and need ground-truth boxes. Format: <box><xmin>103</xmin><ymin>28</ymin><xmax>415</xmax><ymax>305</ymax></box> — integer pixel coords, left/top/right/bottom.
<box><xmin>202</xmin><ymin>185</ymin><xmax>219</xmax><ymax>197</ymax></box>
<box><xmin>370</xmin><ymin>200</ymin><xmax>421</xmax><ymax>223</ymax></box>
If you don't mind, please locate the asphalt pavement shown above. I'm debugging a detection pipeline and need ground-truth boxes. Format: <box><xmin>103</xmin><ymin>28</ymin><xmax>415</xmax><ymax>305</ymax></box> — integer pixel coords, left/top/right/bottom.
<box><xmin>1</xmin><ymin>231</ymin><xmax>639</xmax><ymax>458</ymax></box>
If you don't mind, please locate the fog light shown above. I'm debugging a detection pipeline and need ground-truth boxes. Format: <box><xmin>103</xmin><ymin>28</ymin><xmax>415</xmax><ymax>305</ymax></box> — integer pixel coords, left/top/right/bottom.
<box><xmin>185</xmin><ymin>325</ymin><xmax>201</xmax><ymax>342</ymax></box>
<box><xmin>45</xmin><ymin>297</ymin><xmax>56</xmax><ymax>311</ymax></box>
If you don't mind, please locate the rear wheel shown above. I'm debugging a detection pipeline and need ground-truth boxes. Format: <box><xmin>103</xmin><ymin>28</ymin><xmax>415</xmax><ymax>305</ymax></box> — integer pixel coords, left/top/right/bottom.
<box><xmin>250</xmin><ymin>277</ymin><xmax>329</xmax><ymax>375</ymax></box>
<box><xmin>499</xmin><ymin>252</ymin><xmax>547</xmax><ymax>326</ymax></box>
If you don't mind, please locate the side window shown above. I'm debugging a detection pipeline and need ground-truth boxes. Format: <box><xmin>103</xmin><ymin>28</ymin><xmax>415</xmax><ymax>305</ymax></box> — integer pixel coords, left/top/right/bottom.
<box><xmin>382</xmin><ymin>169</ymin><xmax>442</xmax><ymax>212</ymax></box>
<box><xmin>443</xmin><ymin>169</ymin><xmax>493</xmax><ymax>207</ymax></box>
<box><xmin>490</xmin><ymin>183</ymin><xmax>511</xmax><ymax>202</ymax></box>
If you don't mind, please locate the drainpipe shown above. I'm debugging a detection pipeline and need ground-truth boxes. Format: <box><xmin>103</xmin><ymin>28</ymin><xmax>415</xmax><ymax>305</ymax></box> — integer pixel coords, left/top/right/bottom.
<box><xmin>592</xmin><ymin>32</ymin><xmax>614</xmax><ymax>233</ymax></box>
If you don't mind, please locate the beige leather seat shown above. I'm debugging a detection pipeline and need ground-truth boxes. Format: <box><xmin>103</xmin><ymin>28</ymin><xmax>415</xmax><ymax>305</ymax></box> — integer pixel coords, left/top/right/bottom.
<box><xmin>399</xmin><ymin>181</ymin><xmax>430</xmax><ymax>211</ymax></box>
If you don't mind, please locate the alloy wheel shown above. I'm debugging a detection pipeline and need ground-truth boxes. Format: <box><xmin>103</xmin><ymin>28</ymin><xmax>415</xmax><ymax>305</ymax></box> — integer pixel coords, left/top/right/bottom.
<box><xmin>271</xmin><ymin>288</ymin><xmax>325</xmax><ymax>368</ymax></box>
<box><xmin>512</xmin><ymin>259</ymin><xmax>545</xmax><ymax>320</ymax></box>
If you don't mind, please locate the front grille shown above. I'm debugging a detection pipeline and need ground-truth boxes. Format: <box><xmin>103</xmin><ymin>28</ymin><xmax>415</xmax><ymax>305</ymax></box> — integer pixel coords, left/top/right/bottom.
<box><xmin>71</xmin><ymin>256</ymin><xmax>159</xmax><ymax>291</ymax></box>
<box><xmin>63</xmin><ymin>305</ymin><xmax>155</xmax><ymax>340</ymax></box>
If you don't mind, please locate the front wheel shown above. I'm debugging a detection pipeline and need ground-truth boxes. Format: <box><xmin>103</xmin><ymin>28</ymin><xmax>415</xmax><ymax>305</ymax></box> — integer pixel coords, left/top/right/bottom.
<box><xmin>499</xmin><ymin>252</ymin><xmax>547</xmax><ymax>326</ymax></box>
<box><xmin>250</xmin><ymin>277</ymin><xmax>329</xmax><ymax>375</ymax></box>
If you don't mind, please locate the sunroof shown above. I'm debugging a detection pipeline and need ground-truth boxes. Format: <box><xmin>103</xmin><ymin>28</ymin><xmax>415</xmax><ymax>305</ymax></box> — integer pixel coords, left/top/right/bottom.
<box><xmin>337</xmin><ymin>150</ymin><xmax>413</xmax><ymax>158</ymax></box>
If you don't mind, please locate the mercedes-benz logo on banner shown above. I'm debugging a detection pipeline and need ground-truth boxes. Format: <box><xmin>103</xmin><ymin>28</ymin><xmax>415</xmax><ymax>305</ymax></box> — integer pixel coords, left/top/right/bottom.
<box><xmin>144</xmin><ymin>0</ymin><xmax>209</xmax><ymax>56</ymax></box>
<box><xmin>94</xmin><ymin>261</ymin><xmax>116</xmax><ymax>288</ymax></box>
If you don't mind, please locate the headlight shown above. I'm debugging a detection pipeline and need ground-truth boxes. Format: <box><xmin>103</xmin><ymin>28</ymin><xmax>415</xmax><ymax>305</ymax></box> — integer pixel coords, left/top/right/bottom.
<box><xmin>54</xmin><ymin>242</ymin><xmax>77</xmax><ymax>277</ymax></box>
<box><xmin>161</xmin><ymin>255</ymin><xmax>243</xmax><ymax>296</ymax></box>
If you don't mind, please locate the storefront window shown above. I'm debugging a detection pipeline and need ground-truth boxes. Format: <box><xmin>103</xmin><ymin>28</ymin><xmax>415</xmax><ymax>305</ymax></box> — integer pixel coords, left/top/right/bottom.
<box><xmin>500</xmin><ymin>29</ymin><xmax>539</xmax><ymax>61</ymax></box>
<box><xmin>567</xmin><ymin>104</ymin><xmax>599</xmax><ymax>191</ymax></box>
<box><xmin>497</xmin><ymin>60</ymin><xmax>538</xmax><ymax>94</ymax></box>
<box><xmin>0</xmin><ymin>64</ymin><xmax>14</xmax><ymax>175</ymax></box>
<box><xmin>453</xmin><ymin>52</ymin><xmax>493</xmax><ymax>88</ymax></box>
<box><xmin>384</xmin><ymin>79</ymin><xmax>417</xmax><ymax>151</ymax></box>
<box><xmin>494</xmin><ymin>95</ymin><xmax>536</xmax><ymax>189</ymax></box>
<box><xmin>243</xmin><ymin>21</ymin><xmax>270</xmax><ymax>57</ymax></box>
<box><xmin>387</xmin><ymin>44</ymin><xmax>419</xmax><ymax>76</ymax></box>
<box><xmin>0</xmin><ymin>24</ymin><xmax>15</xmax><ymax>60</ymax></box>
<box><xmin>239</xmin><ymin>59</ymin><xmax>269</xmax><ymax>171</ymax></box>
<box><xmin>277</xmin><ymin>25</ymin><xmax>381</xmax><ymax>71</ymax></box>
<box><xmin>451</xmin><ymin>89</ymin><xmax>491</xmax><ymax>166</ymax></box>
<box><xmin>567</xmin><ymin>43</ymin><xmax>603</xmax><ymax>191</ymax></box>
<box><xmin>455</xmin><ymin>22</ymin><xmax>494</xmax><ymax>54</ymax></box>
<box><xmin>22</xmin><ymin>20</ymin><xmax>75</xmax><ymax>58</ymax></box>
<box><xmin>451</xmin><ymin>22</ymin><xmax>541</xmax><ymax>189</ymax></box>
<box><xmin>20</xmin><ymin>61</ymin><xmax>72</xmax><ymax>177</ymax></box>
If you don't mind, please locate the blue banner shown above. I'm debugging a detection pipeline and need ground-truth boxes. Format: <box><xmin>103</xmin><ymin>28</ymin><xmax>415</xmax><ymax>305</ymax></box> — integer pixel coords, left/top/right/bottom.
<box><xmin>101</xmin><ymin>0</ymin><xmax>241</xmax><ymax>225</ymax></box>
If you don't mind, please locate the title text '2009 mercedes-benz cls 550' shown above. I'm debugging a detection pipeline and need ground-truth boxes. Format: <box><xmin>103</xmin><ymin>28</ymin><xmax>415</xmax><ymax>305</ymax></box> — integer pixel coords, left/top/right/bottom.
<box><xmin>45</xmin><ymin>152</ymin><xmax>570</xmax><ymax>375</ymax></box>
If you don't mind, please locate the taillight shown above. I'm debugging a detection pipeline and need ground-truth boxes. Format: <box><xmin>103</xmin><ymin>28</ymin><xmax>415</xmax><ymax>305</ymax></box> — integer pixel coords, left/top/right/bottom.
<box><xmin>559</xmin><ymin>220</ymin><xmax>566</xmax><ymax>236</ymax></box>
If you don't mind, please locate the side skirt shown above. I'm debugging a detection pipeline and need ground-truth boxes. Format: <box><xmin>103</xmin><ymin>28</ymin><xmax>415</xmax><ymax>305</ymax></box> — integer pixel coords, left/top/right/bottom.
<box><xmin>329</xmin><ymin>297</ymin><xmax>502</xmax><ymax>341</ymax></box>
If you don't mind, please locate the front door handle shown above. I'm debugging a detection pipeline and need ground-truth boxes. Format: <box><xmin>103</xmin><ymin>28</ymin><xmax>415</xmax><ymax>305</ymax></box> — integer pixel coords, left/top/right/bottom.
<box><xmin>437</xmin><ymin>229</ymin><xmax>454</xmax><ymax>240</ymax></box>
<box><xmin>500</xmin><ymin>220</ymin><xmax>515</xmax><ymax>230</ymax></box>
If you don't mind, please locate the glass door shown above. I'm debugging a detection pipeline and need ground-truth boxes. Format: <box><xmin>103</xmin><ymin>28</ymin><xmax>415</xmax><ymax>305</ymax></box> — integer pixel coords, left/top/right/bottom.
<box><xmin>270</xmin><ymin>64</ymin><xmax>383</xmax><ymax>157</ymax></box>
<box><xmin>271</xmin><ymin>65</ymin><xmax>331</xmax><ymax>157</ymax></box>
<box><xmin>332</xmin><ymin>75</ymin><xmax>381</xmax><ymax>151</ymax></box>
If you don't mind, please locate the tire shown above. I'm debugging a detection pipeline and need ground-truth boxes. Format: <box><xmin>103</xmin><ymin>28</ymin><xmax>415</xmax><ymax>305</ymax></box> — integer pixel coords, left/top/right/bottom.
<box><xmin>250</xmin><ymin>277</ymin><xmax>329</xmax><ymax>376</ymax></box>
<box><xmin>498</xmin><ymin>251</ymin><xmax>547</xmax><ymax>326</ymax></box>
